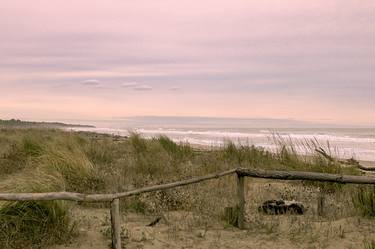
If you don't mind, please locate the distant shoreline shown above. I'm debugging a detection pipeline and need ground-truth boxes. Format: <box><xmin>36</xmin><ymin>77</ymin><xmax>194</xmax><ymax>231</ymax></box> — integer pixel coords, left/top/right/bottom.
<box><xmin>0</xmin><ymin>119</ymin><xmax>95</xmax><ymax>129</ymax></box>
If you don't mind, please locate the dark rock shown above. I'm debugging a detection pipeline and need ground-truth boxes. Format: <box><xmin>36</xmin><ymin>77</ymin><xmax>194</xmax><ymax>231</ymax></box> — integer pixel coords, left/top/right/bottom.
<box><xmin>258</xmin><ymin>200</ymin><xmax>305</xmax><ymax>215</ymax></box>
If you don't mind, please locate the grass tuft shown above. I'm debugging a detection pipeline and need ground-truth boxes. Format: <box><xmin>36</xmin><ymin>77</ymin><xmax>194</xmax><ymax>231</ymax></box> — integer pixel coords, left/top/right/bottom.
<box><xmin>352</xmin><ymin>186</ymin><xmax>375</xmax><ymax>217</ymax></box>
<box><xmin>364</xmin><ymin>240</ymin><xmax>375</xmax><ymax>249</ymax></box>
<box><xmin>0</xmin><ymin>201</ymin><xmax>75</xmax><ymax>249</ymax></box>
<box><xmin>157</xmin><ymin>135</ymin><xmax>193</xmax><ymax>160</ymax></box>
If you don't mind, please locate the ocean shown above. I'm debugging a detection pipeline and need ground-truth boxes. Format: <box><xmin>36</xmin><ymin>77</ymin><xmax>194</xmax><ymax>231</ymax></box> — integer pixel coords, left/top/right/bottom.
<box><xmin>66</xmin><ymin>117</ymin><xmax>375</xmax><ymax>162</ymax></box>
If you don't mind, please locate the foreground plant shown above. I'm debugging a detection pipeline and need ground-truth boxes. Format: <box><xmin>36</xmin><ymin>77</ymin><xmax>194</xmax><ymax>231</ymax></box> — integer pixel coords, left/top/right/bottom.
<box><xmin>0</xmin><ymin>201</ymin><xmax>75</xmax><ymax>249</ymax></box>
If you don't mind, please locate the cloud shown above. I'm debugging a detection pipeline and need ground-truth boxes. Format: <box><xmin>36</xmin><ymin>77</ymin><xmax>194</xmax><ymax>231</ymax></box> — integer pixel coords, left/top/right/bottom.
<box><xmin>52</xmin><ymin>83</ymin><xmax>70</xmax><ymax>88</ymax></box>
<box><xmin>133</xmin><ymin>84</ymin><xmax>152</xmax><ymax>91</ymax></box>
<box><xmin>81</xmin><ymin>79</ymin><xmax>100</xmax><ymax>86</ymax></box>
<box><xmin>121</xmin><ymin>82</ymin><xmax>138</xmax><ymax>88</ymax></box>
<box><xmin>121</xmin><ymin>82</ymin><xmax>153</xmax><ymax>91</ymax></box>
<box><xmin>169</xmin><ymin>86</ymin><xmax>180</xmax><ymax>91</ymax></box>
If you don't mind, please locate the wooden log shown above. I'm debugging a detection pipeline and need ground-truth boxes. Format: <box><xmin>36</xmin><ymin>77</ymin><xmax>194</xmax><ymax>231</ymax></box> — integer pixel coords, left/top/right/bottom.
<box><xmin>236</xmin><ymin>168</ymin><xmax>375</xmax><ymax>185</ymax></box>
<box><xmin>110</xmin><ymin>199</ymin><xmax>122</xmax><ymax>249</ymax></box>
<box><xmin>358</xmin><ymin>164</ymin><xmax>375</xmax><ymax>172</ymax></box>
<box><xmin>0</xmin><ymin>168</ymin><xmax>374</xmax><ymax>203</ymax></box>
<box><xmin>237</xmin><ymin>174</ymin><xmax>245</xmax><ymax>229</ymax></box>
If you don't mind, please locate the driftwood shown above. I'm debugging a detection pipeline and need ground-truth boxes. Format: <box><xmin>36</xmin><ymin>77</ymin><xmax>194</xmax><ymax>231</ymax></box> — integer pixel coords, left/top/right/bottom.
<box><xmin>316</xmin><ymin>148</ymin><xmax>375</xmax><ymax>172</ymax></box>
<box><xmin>357</xmin><ymin>164</ymin><xmax>375</xmax><ymax>172</ymax></box>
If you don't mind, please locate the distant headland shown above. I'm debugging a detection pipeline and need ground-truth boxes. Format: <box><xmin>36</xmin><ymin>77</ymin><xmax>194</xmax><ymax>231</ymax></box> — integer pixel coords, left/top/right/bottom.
<box><xmin>0</xmin><ymin>119</ymin><xmax>95</xmax><ymax>128</ymax></box>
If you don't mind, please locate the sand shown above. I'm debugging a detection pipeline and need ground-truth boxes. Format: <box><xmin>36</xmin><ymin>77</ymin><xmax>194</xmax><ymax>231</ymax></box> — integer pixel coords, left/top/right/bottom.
<box><xmin>52</xmin><ymin>209</ymin><xmax>374</xmax><ymax>249</ymax></box>
<box><xmin>51</xmin><ymin>180</ymin><xmax>375</xmax><ymax>249</ymax></box>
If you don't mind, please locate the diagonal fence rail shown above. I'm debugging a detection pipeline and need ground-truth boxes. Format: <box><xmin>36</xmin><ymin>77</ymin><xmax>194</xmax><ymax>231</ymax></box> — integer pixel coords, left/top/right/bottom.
<box><xmin>1</xmin><ymin>168</ymin><xmax>374</xmax><ymax>248</ymax></box>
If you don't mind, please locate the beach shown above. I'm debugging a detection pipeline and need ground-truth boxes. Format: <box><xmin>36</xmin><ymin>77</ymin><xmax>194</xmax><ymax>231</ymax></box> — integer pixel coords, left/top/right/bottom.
<box><xmin>1</xmin><ymin>128</ymin><xmax>374</xmax><ymax>248</ymax></box>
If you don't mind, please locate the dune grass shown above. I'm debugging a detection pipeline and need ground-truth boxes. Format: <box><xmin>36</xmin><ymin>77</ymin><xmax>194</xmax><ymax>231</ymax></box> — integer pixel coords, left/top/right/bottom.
<box><xmin>352</xmin><ymin>185</ymin><xmax>375</xmax><ymax>217</ymax></box>
<box><xmin>364</xmin><ymin>240</ymin><xmax>375</xmax><ymax>249</ymax></box>
<box><xmin>0</xmin><ymin>128</ymin><xmax>373</xmax><ymax>248</ymax></box>
<box><xmin>0</xmin><ymin>129</ymin><xmax>99</xmax><ymax>248</ymax></box>
<box><xmin>0</xmin><ymin>201</ymin><xmax>73</xmax><ymax>249</ymax></box>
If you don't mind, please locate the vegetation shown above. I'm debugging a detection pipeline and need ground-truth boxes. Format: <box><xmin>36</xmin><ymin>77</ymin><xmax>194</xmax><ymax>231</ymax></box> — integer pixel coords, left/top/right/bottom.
<box><xmin>352</xmin><ymin>186</ymin><xmax>375</xmax><ymax>217</ymax></box>
<box><xmin>0</xmin><ymin>119</ymin><xmax>94</xmax><ymax>128</ymax></box>
<box><xmin>0</xmin><ymin>201</ymin><xmax>73</xmax><ymax>249</ymax></box>
<box><xmin>364</xmin><ymin>240</ymin><xmax>375</xmax><ymax>249</ymax></box>
<box><xmin>0</xmin><ymin>128</ymin><xmax>373</xmax><ymax>248</ymax></box>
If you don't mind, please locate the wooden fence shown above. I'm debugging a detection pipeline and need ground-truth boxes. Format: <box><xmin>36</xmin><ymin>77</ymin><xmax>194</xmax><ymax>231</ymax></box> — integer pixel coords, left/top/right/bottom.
<box><xmin>1</xmin><ymin>168</ymin><xmax>374</xmax><ymax>249</ymax></box>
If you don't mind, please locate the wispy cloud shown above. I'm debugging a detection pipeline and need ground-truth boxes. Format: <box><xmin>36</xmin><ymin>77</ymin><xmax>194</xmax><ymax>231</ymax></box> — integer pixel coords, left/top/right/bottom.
<box><xmin>169</xmin><ymin>86</ymin><xmax>180</xmax><ymax>91</ymax></box>
<box><xmin>121</xmin><ymin>82</ymin><xmax>138</xmax><ymax>88</ymax></box>
<box><xmin>121</xmin><ymin>82</ymin><xmax>153</xmax><ymax>91</ymax></box>
<box><xmin>133</xmin><ymin>84</ymin><xmax>153</xmax><ymax>91</ymax></box>
<box><xmin>81</xmin><ymin>79</ymin><xmax>100</xmax><ymax>86</ymax></box>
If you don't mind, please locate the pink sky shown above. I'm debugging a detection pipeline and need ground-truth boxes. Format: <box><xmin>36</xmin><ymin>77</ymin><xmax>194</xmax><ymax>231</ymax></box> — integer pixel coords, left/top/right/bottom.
<box><xmin>1</xmin><ymin>0</ymin><xmax>374</xmax><ymax>125</ymax></box>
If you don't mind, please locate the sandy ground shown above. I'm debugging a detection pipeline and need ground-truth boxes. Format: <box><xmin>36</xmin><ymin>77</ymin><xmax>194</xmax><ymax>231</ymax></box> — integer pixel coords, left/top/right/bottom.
<box><xmin>51</xmin><ymin>179</ymin><xmax>375</xmax><ymax>249</ymax></box>
<box><xmin>50</xmin><ymin>207</ymin><xmax>375</xmax><ymax>249</ymax></box>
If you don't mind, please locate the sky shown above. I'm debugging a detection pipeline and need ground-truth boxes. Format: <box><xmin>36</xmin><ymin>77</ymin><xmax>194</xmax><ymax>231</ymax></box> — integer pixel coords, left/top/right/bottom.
<box><xmin>1</xmin><ymin>0</ymin><xmax>374</xmax><ymax>126</ymax></box>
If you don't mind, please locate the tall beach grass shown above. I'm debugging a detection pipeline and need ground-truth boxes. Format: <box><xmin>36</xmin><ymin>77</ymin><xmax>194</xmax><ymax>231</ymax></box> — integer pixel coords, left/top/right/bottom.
<box><xmin>0</xmin><ymin>128</ymin><xmax>373</xmax><ymax>248</ymax></box>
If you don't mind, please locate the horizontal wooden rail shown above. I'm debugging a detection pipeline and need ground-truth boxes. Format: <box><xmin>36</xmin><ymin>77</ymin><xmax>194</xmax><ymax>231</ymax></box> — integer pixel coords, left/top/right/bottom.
<box><xmin>0</xmin><ymin>168</ymin><xmax>237</xmax><ymax>202</ymax></box>
<box><xmin>0</xmin><ymin>168</ymin><xmax>374</xmax><ymax>202</ymax></box>
<box><xmin>237</xmin><ymin>168</ymin><xmax>375</xmax><ymax>184</ymax></box>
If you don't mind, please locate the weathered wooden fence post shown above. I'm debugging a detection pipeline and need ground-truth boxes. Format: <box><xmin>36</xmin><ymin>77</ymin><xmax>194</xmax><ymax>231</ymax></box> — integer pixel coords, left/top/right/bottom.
<box><xmin>110</xmin><ymin>198</ymin><xmax>122</xmax><ymax>249</ymax></box>
<box><xmin>237</xmin><ymin>173</ymin><xmax>245</xmax><ymax>229</ymax></box>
